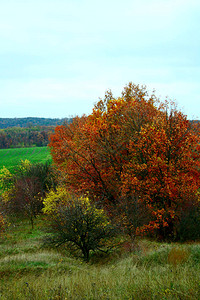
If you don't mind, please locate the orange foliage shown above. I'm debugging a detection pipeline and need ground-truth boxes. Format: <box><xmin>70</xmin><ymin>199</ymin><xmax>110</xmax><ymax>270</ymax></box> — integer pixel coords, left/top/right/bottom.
<box><xmin>49</xmin><ymin>83</ymin><xmax>200</xmax><ymax>239</ymax></box>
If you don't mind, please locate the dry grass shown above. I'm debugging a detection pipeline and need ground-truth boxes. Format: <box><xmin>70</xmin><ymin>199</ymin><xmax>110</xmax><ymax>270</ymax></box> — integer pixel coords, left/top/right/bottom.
<box><xmin>0</xmin><ymin>217</ymin><xmax>200</xmax><ymax>299</ymax></box>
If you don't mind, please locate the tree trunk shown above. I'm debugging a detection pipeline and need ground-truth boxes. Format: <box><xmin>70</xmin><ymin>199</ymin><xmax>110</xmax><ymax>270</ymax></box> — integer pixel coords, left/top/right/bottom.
<box><xmin>82</xmin><ymin>247</ymin><xmax>90</xmax><ymax>262</ymax></box>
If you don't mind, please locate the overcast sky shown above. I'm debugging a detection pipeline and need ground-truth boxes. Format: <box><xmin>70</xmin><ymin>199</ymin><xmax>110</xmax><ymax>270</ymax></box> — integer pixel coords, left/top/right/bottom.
<box><xmin>0</xmin><ymin>0</ymin><xmax>199</xmax><ymax>119</ymax></box>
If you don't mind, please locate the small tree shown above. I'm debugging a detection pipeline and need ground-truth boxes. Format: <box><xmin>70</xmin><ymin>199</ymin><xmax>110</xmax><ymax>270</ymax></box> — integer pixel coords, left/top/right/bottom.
<box><xmin>43</xmin><ymin>190</ymin><xmax>116</xmax><ymax>261</ymax></box>
<box><xmin>2</xmin><ymin>161</ymin><xmax>57</xmax><ymax>228</ymax></box>
<box><xmin>5</xmin><ymin>177</ymin><xmax>43</xmax><ymax>229</ymax></box>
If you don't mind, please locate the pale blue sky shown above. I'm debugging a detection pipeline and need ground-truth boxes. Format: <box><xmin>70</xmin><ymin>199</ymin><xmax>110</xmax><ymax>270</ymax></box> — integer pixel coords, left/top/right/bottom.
<box><xmin>0</xmin><ymin>0</ymin><xmax>199</xmax><ymax>119</ymax></box>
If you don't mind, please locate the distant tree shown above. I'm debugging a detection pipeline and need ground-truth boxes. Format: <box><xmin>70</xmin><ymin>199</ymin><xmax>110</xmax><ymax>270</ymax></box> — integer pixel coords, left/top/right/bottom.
<box><xmin>0</xmin><ymin>132</ymin><xmax>10</xmax><ymax>148</ymax></box>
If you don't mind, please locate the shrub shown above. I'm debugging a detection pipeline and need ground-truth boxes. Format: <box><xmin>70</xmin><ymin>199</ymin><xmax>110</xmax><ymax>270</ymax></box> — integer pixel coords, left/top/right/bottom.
<box><xmin>21</xmin><ymin>161</ymin><xmax>58</xmax><ymax>196</ymax></box>
<box><xmin>43</xmin><ymin>191</ymin><xmax>117</xmax><ymax>261</ymax></box>
<box><xmin>3</xmin><ymin>177</ymin><xmax>43</xmax><ymax>228</ymax></box>
<box><xmin>2</xmin><ymin>161</ymin><xmax>58</xmax><ymax>228</ymax></box>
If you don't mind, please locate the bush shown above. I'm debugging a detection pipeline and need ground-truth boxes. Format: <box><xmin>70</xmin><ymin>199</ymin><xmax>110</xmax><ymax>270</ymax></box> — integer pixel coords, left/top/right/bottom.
<box><xmin>3</xmin><ymin>177</ymin><xmax>43</xmax><ymax>228</ymax></box>
<box><xmin>1</xmin><ymin>161</ymin><xmax>58</xmax><ymax>228</ymax></box>
<box><xmin>43</xmin><ymin>191</ymin><xmax>117</xmax><ymax>261</ymax></box>
<box><xmin>21</xmin><ymin>161</ymin><xmax>58</xmax><ymax>196</ymax></box>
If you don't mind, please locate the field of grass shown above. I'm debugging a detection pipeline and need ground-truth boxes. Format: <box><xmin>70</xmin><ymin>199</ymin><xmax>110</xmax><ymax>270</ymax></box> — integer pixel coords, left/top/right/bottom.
<box><xmin>0</xmin><ymin>217</ymin><xmax>200</xmax><ymax>299</ymax></box>
<box><xmin>0</xmin><ymin>147</ymin><xmax>52</xmax><ymax>172</ymax></box>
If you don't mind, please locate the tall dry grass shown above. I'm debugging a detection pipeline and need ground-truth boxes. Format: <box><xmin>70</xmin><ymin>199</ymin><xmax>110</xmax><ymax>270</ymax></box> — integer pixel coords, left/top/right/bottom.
<box><xmin>0</xmin><ymin>217</ymin><xmax>200</xmax><ymax>299</ymax></box>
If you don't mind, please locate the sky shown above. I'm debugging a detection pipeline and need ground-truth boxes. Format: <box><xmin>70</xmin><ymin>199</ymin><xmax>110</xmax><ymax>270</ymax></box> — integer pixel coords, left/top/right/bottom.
<box><xmin>0</xmin><ymin>0</ymin><xmax>199</xmax><ymax>119</ymax></box>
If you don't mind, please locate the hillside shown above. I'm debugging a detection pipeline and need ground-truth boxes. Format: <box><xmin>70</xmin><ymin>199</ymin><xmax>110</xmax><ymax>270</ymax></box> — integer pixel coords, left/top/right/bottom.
<box><xmin>0</xmin><ymin>117</ymin><xmax>72</xmax><ymax>129</ymax></box>
<box><xmin>0</xmin><ymin>146</ymin><xmax>52</xmax><ymax>171</ymax></box>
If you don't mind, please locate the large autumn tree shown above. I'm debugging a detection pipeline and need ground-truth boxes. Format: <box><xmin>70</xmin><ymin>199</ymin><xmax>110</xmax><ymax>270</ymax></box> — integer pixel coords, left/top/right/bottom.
<box><xmin>49</xmin><ymin>83</ymin><xmax>200</xmax><ymax>240</ymax></box>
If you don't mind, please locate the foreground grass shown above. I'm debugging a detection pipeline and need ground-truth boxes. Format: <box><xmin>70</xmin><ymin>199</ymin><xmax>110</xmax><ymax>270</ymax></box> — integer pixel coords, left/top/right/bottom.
<box><xmin>0</xmin><ymin>218</ymin><xmax>200</xmax><ymax>299</ymax></box>
<box><xmin>0</xmin><ymin>147</ymin><xmax>52</xmax><ymax>172</ymax></box>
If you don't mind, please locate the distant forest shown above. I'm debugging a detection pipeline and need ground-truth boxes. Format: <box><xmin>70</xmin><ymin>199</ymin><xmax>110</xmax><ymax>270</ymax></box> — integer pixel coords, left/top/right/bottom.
<box><xmin>0</xmin><ymin>117</ymin><xmax>72</xmax><ymax>149</ymax></box>
<box><xmin>0</xmin><ymin>117</ymin><xmax>72</xmax><ymax>129</ymax></box>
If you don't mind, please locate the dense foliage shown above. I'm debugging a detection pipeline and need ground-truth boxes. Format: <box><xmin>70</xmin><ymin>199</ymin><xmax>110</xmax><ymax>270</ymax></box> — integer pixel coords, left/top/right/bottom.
<box><xmin>49</xmin><ymin>83</ymin><xmax>200</xmax><ymax>240</ymax></box>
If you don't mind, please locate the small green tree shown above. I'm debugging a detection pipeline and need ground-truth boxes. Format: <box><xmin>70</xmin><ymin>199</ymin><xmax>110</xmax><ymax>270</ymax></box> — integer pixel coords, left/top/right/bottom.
<box><xmin>43</xmin><ymin>190</ymin><xmax>116</xmax><ymax>261</ymax></box>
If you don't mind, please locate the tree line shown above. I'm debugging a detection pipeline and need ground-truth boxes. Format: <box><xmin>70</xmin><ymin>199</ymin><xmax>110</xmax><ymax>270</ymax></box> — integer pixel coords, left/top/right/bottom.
<box><xmin>0</xmin><ymin>126</ymin><xmax>54</xmax><ymax>148</ymax></box>
<box><xmin>0</xmin><ymin>117</ymin><xmax>72</xmax><ymax>129</ymax></box>
<box><xmin>0</xmin><ymin>118</ymin><xmax>73</xmax><ymax>149</ymax></box>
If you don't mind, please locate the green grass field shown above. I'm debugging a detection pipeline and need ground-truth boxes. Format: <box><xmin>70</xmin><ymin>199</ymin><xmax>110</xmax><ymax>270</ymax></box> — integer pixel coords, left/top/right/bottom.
<box><xmin>0</xmin><ymin>147</ymin><xmax>52</xmax><ymax>172</ymax></box>
<box><xmin>0</xmin><ymin>217</ymin><xmax>200</xmax><ymax>299</ymax></box>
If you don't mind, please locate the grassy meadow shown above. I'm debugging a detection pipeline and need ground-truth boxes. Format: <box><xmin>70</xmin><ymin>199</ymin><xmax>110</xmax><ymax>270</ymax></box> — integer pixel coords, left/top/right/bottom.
<box><xmin>0</xmin><ymin>217</ymin><xmax>200</xmax><ymax>299</ymax></box>
<box><xmin>0</xmin><ymin>147</ymin><xmax>52</xmax><ymax>172</ymax></box>
<box><xmin>0</xmin><ymin>146</ymin><xmax>200</xmax><ymax>299</ymax></box>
